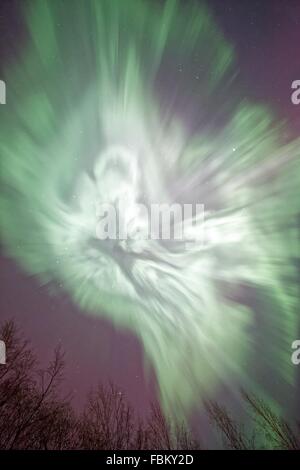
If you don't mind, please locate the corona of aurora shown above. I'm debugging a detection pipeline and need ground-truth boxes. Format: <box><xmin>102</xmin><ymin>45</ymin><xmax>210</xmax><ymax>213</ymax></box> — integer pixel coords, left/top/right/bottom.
<box><xmin>0</xmin><ymin>0</ymin><xmax>299</xmax><ymax>418</ymax></box>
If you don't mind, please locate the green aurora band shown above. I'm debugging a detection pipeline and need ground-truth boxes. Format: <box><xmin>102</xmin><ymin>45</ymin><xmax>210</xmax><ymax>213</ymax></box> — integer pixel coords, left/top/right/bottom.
<box><xmin>0</xmin><ymin>0</ymin><xmax>299</xmax><ymax>418</ymax></box>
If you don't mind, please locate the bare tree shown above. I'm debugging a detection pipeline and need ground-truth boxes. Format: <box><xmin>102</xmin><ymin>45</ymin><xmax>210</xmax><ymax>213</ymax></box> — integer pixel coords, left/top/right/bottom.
<box><xmin>78</xmin><ymin>382</ymin><xmax>148</xmax><ymax>450</ymax></box>
<box><xmin>0</xmin><ymin>321</ymin><xmax>76</xmax><ymax>450</ymax></box>
<box><xmin>147</xmin><ymin>402</ymin><xmax>201</xmax><ymax>450</ymax></box>
<box><xmin>205</xmin><ymin>391</ymin><xmax>300</xmax><ymax>450</ymax></box>
<box><xmin>205</xmin><ymin>399</ymin><xmax>254</xmax><ymax>450</ymax></box>
<box><xmin>241</xmin><ymin>389</ymin><xmax>300</xmax><ymax>450</ymax></box>
<box><xmin>1</xmin><ymin>320</ymin><xmax>299</xmax><ymax>450</ymax></box>
<box><xmin>0</xmin><ymin>321</ymin><xmax>35</xmax><ymax>408</ymax></box>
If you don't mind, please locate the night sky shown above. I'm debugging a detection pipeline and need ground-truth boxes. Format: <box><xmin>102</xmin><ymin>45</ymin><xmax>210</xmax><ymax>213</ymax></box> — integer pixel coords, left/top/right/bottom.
<box><xmin>0</xmin><ymin>0</ymin><xmax>299</xmax><ymax>440</ymax></box>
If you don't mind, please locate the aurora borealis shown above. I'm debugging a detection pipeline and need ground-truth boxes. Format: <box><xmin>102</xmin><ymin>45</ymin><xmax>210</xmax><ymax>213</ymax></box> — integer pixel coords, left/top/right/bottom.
<box><xmin>0</xmin><ymin>0</ymin><xmax>299</xmax><ymax>425</ymax></box>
